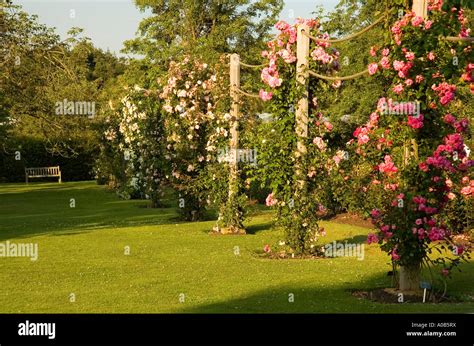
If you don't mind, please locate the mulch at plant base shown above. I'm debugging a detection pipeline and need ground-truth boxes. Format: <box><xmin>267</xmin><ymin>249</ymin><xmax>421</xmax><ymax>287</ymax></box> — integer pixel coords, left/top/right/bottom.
<box><xmin>327</xmin><ymin>213</ymin><xmax>374</xmax><ymax>229</ymax></box>
<box><xmin>351</xmin><ymin>288</ymin><xmax>473</xmax><ymax>304</ymax></box>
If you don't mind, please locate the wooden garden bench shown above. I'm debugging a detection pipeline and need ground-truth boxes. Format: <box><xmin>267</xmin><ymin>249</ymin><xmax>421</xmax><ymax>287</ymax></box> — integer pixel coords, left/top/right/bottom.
<box><xmin>25</xmin><ymin>166</ymin><xmax>62</xmax><ymax>183</ymax></box>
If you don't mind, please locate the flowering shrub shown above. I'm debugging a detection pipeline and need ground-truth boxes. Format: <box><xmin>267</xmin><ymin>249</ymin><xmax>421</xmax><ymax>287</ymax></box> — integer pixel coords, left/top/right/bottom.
<box><xmin>358</xmin><ymin>1</ymin><xmax>472</xmax><ymax>290</ymax></box>
<box><xmin>101</xmin><ymin>56</ymin><xmax>247</xmax><ymax>227</ymax></box>
<box><xmin>256</xmin><ymin>18</ymin><xmax>342</xmax><ymax>254</ymax></box>
<box><xmin>159</xmin><ymin>56</ymin><xmax>235</xmax><ymax>221</ymax></box>
<box><xmin>101</xmin><ymin>90</ymin><xmax>168</xmax><ymax>205</ymax></box>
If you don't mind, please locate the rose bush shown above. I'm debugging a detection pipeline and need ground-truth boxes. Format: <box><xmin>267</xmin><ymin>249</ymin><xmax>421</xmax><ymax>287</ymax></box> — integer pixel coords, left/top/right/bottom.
<box><xmin>356</xmin><ymin>1</ymin><xmax>473</xmax><ymax>291</ymax></box>
<box><xmin>256</xmin><ymin>18</ymin><xmax>343</xmax><ymax>254</ymax></box>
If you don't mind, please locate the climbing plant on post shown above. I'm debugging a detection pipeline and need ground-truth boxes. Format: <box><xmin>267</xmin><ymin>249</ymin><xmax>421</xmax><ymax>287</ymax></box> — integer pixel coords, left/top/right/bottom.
<box><xmin>257</xmin><ymin>18</ymin><xmax>341</xmax><ymax>255</ymax></box>
<box><xmin>217</xmin><ymin>54</ymin><xmax>246</xmax><ymax>234</ymax></box>
<box><xmin>295</xmin><ymin>23</ymin><xmax>310</xmax><ymax>191</ymax></box>
<box><xmin>360</xmin><ymin>0</ymin><xmax>473</xmax><ymax>292</ymax></box>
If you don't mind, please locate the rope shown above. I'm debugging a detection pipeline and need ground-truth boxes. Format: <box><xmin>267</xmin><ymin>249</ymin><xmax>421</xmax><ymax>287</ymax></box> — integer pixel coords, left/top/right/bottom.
<box><xmin>308</xmin><ymin>69</ymin><xmax>369</xmax><ymax>81</ymax></box>
<box><xmin>444</xmin><ymin>36</ymin><xmax>474</xmax><ymax>42</ymax></box>
<box><xmin>302</xmin><ymin>15</ymin><xmax>385</xmax><ymax>44</ymax></box>
<box><xmin>239</xmin><ymin>61</ymin><xmax>267</xmax><ymax>68</ymax></box>
<box><xmin>234</xmin><ymin>87</ymin><xmax>261</xmax><ymax>99</ymax></box>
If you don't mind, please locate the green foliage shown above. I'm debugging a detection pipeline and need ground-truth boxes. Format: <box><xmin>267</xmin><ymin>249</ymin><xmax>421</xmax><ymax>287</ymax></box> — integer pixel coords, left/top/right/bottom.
<box><xmin>1</xmin><ymin>3</ymin><xmax>125</xmax><ymax>182</ymax></box>
<box><xmin>125</xmin><ymin>0</ymin><xmax>283</xmax><ymax>63</ymax></box>
<box><xmin>0</xmin><ymin>136</ymin><xmax>96</xmax><ymax>182</ymax></box>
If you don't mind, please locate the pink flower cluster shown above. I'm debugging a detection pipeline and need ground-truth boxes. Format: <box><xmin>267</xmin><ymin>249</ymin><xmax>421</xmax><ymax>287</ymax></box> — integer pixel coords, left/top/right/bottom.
<box><xmin>412</xmin><ymin>195</ymin><xmax>438</xmax><ymax>215</ymax></box>
<box><xmin>259</xmin><ymin>89</ymin><xmax>273</xmax><ymax>101</ymax></box>
<box><xmin>260</xmin><ymin>18</ymin><xmax>340</xmax><ymax>95</ymax></box>
<box><xmin>457</xmin><ymin>8</ymin><xmax>471</xmax><ymax>38</ymax></box>
<box><xmin>443</xmin><ymin>114</ymin><xmax>469</xmax><ymax>133</ymax></box>
<box><xmin>353</xmin><ymin>127</ymin><xmax>370</xmax><ymax>145</ymax></box>
<box><xmin>368</xmin><ymin>63</ymin><xmax>378</xmax><ymax>75</ymax></box>
<box><xmin>427</xmin><ymin>0</ymin><xmax>443</xmax><ymax>11</ymax></box>
<box><xmin>295</xmin><ymin>17</ymin><xmax>320</xmax><ymax>29</ymax></box>
<box><xmin>391</xmin><ymin>248</ymin><xmax>400</xmax><ymax>261</ymax></box>
<box><xmin>367</xmin><ymin>233</ymin><xmax>379</xmax><ymax>244</ymax></box>
<box><xmin>390</xmin><ymin>11</ymin><xmax>434</xmax><ymax>46</ymax></box>
<box><xmin>393</xmin><ymin>59</ymin><xmax>414</xmax><ymax>80</ymax></box>
<box><xmin>314</xmin><ymin>113</ymin><xmax>334</xmax><ymax>134</ymax></box>
<box><xmin>460</xmin><ymin>178</ymin><xmax>473</xmax><ymax>197</ymax></box>
<box><xmin>313</xmin><ymin>136</ymin><xmax>327</xmax><ymax>151</ymax></box>
<box><xmin>332</xmin><ymin>150</ymin><xmax>346</xmax><ymax>166</ymax></box>
<box><xmin>428</xmin><ymin>227</ymin><xmax>447</xmax><ymax>241</ymax></box>
<box><xmin>407</xmin><ymin>115</ymin><xmax>424</xmax><ymax>129</ymax></box>
<box><xmin>432</xmin><ymin>82</ymin><xmax>456</xmax><ymax>105</ymax></box>
<box><xmin>422</xmin><ymin>133</ymin><xmax>473</xmax><ymax>173</ymax></box>
<box><xmin>461</xmin><ymin>63</ymin><xmax>473</xmax><ymax>83</ymax></box>
<box><xmin>378</xmin><ymin>155</ymin><xmax>398</xmax><ymax>176</ymax></box>
<box><xmin>352</xmin><ymin>110</ymin><xmax>380</xmax><ymax>146</ymax></box>
<box><xmin>311</xmin><ymin>47</ymin><xmax>334</xmax><ymax>65</ymax></box>
<box><xmin>265</xmin><ymin>193</ymin><xmax>278</xmax><ymax>207</ymax></box>
<box><xmin>274</xmin><ymin>20</ymin><xmax>297</xmax><ymax>43</ymax></box>
<box><xmin>261</xmin><ymin>64</ymin><xmax>283</xmax><ymax>88</ymax></box>
<box><xmin>370</xmin><ymin>209</ymin><xmax>381</xmax><ymax>219</ymax></box>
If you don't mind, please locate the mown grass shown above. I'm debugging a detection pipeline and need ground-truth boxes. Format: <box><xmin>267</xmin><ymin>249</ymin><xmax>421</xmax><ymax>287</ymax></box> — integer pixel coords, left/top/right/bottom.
<box><xmin>0</xmin><ymin>181</ymin><xmax>472</xmax><ymax>313</ymax></box>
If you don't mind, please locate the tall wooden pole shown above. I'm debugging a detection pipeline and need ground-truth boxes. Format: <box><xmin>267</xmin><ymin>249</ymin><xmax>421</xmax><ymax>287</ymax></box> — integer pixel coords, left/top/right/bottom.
<box><xmin>295</xmin><ymin>24</ymin><xmax>310</xmax><ymax>189</ymax></box>
<box><xmin>398</xmin><ymin>0</ymin><xmax>427</xmax><ymax>292</ymax></box>
<box><xmin>229</xmin><ymin>54</ymin><xmax>240</xmax><ymax>199</ymax></box>
<box><xmin>412</xmin><ymin>0</ymin><xmax>428</xmax><ymax>18</ymax></box>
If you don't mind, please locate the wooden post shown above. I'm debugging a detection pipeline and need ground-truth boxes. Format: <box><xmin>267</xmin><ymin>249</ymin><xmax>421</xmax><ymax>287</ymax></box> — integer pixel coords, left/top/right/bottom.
<box><xmin>219</xmin><ymin>53</ymin><xmax>246</xmax><ymax>234</ymax></box>
<box><xmin>229</xmin><ymin>54</ymin><xmax>240</xmax><ymax>199</ymax></box>
<box><xmin>412</xmin><ymin>0</ymin><xmax>428</xmax><ymax>18</ymax></box>
<box><xmin>295</xmin><ymin>24</ymin><xmax>310</xmax><ymax>188</ymax></box>
<box><xmin>398</xmin><ymin>0</ymin><xmax>427</xmax><ymax>293</ymax></box>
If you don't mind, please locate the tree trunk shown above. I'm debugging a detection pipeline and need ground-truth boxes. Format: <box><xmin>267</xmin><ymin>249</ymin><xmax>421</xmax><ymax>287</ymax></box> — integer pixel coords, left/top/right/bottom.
<box><xmin>399</xmin><ymin>263</ymin><xmax>421</xmax><ymax>292</ymax></box>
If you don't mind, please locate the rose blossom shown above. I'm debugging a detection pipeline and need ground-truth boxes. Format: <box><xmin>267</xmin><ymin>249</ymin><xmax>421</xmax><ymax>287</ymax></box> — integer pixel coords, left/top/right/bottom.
<box><xmin>380</xmin><ymin>57</ymin><xmax>390</xmax><ymax>69</ymax></box>
<box><xmin>265</xmin><ymin>193</ymin><xmax>277</xmax><ymax>207</ymax></box>
<box><xmin>378</xmin><ymin>155</ymin><xmax>398</xmax><ymax>175</ymax></box>
<box><xmin>368</xmin><ymin>63</ymin><xmax>379</xmax><ymax>75</ymax></box>
<box><xmin>259</xmin><ymin>89</ymin><xmax>273</xmax><ymax>101</ymax></box>
<box><xmin>392</xmin><ymin>83</ymin><xmax>404</xmax><ymax>94</ymax></box>
<box><xmin>367</xmin><ymin>233</ymin><xmax>379</xmax><ymax>244</ymax></box>
<box><xmin>411</xmin><ymin>16</ymin><xmax>424</xmax><ymax>27</ymax></box>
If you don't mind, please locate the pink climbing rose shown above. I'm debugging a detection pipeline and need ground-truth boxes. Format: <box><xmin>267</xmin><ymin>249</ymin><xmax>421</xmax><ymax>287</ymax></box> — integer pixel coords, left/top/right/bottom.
<box><xmin>391</xmin><ymin>248</ymin><xmax>400</xmax><ymax>261</ymax></box>
<box><xmin>265</xmin><ymin>193</ymin><xmax>277</xmax><ymax>207</ymax></box>
<box><xmin>368</xmin><ymin>63</ymin><xmax>379</xmax><ymax>75</ymax></box>
<box><xmin>392</xmin><ymin>83</ymin><xmax>404</xmax><ymax>94</ymax></box>
<box><xmin>367</xmin><ymin>233</ymin><xmax>379</xmax><ymax>244</ymax></box>
<box><xmin>378</xmin><ymin>155</ymin><xmax>398</xmax><ymax>176</ymax></box>
<box><xmin>259</xmin><ymin>89</ymin><xmax>273</xmax><ymax>101</ymax></box>
<box><xmin>407</xmin><ymin>115</ymin><xmax>424</xmax><ymax>129</ymax></box>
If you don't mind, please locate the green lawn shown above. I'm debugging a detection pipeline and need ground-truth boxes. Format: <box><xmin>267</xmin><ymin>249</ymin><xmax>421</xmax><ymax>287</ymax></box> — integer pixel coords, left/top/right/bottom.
<box><xmin>0</xmin><ymin>181</ymin><xmax>472</xmax><ymax>313</ymax></box>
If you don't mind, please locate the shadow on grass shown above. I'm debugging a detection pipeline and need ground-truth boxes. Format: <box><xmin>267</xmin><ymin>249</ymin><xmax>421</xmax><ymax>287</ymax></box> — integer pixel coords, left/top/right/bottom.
<box><xmin>336</xmin><ymin>234</ymin><xmax>369</xmax><ymax>244</ymax></box>
<box><xmin>0</xmin><ymin>182</ymin><xmax>185</xmax><ymax>241</ymax></box>
<box><xmin>245</xmin><ymin>221</ymin><xmax>274</xmax><ymax>235</ymax></box>
<box><xmin>174</xmin><ymin>263</ymin><xmax>474</xmax><ymax>313</ymax></box>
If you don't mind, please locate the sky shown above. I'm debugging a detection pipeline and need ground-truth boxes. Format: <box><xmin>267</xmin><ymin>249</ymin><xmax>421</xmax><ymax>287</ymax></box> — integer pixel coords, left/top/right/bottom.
<box><xmin>15</xmin><ymin>0</ymin><xmax>339</xmax><ymax>56</ymax></box>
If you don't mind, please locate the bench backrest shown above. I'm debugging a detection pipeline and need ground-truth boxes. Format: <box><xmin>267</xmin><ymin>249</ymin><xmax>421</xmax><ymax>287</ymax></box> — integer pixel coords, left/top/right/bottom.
<box><xmin>25</xmin><ymin>166</ymin><xmax>61</xmax><ymax>177</ymax></box>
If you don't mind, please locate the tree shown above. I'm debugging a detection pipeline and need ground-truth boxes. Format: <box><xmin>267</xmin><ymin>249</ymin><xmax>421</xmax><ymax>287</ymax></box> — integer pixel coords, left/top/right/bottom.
<box><xmin>123</xmin><ymin>0</ymin><xmax>283</xmax><ymax>75</ymax></box>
